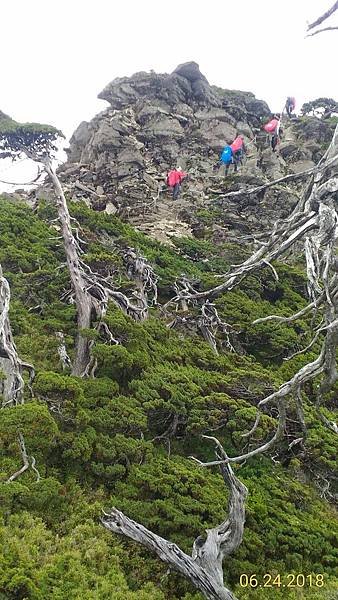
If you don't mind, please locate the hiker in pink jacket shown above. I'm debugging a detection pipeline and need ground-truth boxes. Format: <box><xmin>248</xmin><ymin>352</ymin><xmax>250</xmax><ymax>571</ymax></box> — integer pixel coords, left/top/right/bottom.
<box><xmin>166</xmin><ymin>167</ymin><xmax>188</xmax><ymax>200</ymax></box>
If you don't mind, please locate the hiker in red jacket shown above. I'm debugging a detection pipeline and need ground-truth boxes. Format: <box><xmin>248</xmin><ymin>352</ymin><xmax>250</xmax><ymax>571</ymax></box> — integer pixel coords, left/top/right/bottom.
<box><xmin>230</xmin><ymin>135</ymin><xmax>246</xmax><ymax>172</ymax></box>
<box><xmin>166</xmin><ymin>167</ymin><xmax>187</xmax><ymax>200</ymax></box>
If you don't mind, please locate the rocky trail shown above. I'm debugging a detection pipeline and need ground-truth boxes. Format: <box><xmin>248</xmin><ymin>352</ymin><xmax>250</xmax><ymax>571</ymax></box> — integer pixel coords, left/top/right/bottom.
<box><xmin>130</xmin><ymin>190</ymin><xmax>194</xmax><ymax>245</ymax></box>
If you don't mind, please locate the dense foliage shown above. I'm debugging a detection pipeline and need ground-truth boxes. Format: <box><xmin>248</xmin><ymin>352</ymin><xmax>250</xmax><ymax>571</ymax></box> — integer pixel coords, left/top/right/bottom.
<box><xmin>0</xmin><ymin>113</ymin><xmax>62</xmax><ymax>160</ymax></box>
<box><xmin>301</xmin><ymin>98</ymin><xmax>338</xmax><ymax>119</ymax></box>
<box><xmin>0</xmin><ymin>197</ymin><xmax>337</xmax><ymax>599</ymax></box>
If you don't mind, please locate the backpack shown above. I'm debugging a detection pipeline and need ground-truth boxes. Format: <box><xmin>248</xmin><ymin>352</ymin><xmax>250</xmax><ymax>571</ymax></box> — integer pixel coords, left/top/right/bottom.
<box><xmin>231</xmin><ymin>137</ymin><xmax>243</xmax><ymax>153</ymax></box>
<box><xmin>264</xmin><ymin>119</ymin><xmax>278</xmax><ymax>133</ymax></box>
<box><xmin>220</xmin><ymin>146</ymin><xmax>233</xmax><ymax>164</ymax></box>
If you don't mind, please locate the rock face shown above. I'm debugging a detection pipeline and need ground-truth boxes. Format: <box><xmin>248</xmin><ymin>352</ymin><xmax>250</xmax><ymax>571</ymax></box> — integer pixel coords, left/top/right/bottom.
<box><xmin>50</xmin><ymin>62</ymin><xmax>334</xmax><ymax>244</ymax></box>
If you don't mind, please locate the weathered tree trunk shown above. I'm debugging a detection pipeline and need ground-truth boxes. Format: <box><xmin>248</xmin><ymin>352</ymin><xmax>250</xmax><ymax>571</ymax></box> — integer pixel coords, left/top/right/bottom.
<box><xmin>306</xmin><ymin>1</ymin><xmax>338</xmax><ymax>36</ymax></box>
<box><xmin>102</xmin><ymin>438</ymin><xmax>247</xmax><ymax>600</ymax></box>
<box><xmin>124</xmin><ymin>248</ymin><xmax>158</xmax><ymax>320</ymax></box>
<box><xmin>102</xmin><ymin>509</ymin><xmax>234</xmax><ymax>600</ymax></box>
<box><xmin>0</xmin><ymin>266</ymin><xmax>37</xmax><ymax>481</ymax></box>
<box><xmin>0</xmin><ymin>267</ymin><xmax>25</xmax><ymax>405</ymax></box>
<box><xmin>44</xmin><ymin>161</ymin><xmax>93</xmax><ymax>376</ymax></box>
<box><xmin>55</xmin><ymin>331</ymin><xmax>72</xmax><ymax>370</ymax></box>
<box><xmin>73</xmin><ymin>299</ymin><xmax>92</xmax><ymax>376</ymax></box>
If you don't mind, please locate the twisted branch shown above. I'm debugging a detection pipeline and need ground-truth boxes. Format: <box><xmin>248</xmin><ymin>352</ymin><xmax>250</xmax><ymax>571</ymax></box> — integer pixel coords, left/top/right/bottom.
<box><xmin>307</xmin><ymin>1</ymin><xmax>338</xmax><ymax>31</ymax></box>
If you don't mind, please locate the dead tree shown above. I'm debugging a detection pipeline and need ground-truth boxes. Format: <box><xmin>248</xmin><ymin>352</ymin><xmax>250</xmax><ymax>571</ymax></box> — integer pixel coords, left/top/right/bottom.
<box><xmin>0</xmin><ymin>268</ymin><xmax>25</xmax><ymax>406</ymax></box>
<box><xmin>167</xmin><ymin>298</ymin><xmax>235</xmax><ymax>354</ymax></box>
<box><xmin>55</xmin><ymin>331</ymin><xmax>72</xmax><ymax>371</ymax></box>
<box><xmin>122</xmin><ymin>247</ymin><xmax>158</xmax><ymax>319</ymax></box>
<box><xmin>0</xmin><ymin>266</ymin><xmax>34</xmax><ymax>406</ymax></box>
<box><xmin>102</xmin><ymin>436</ymin><xmax>247</xmax><ymax>600</ymax></box>
<box><xmin>0</xmin><ymin>116</ymin><xmax>157</xmax><ymax>375</ymax></box>
<box><xmin>0</xmin><ymin>265</ymin><xmax>37</xmax><ymax>482</ymax></box>
<box><xmin>43</xmin><ymin>159</ymin><xmax>156</xmax><ymax>375</ymax></box>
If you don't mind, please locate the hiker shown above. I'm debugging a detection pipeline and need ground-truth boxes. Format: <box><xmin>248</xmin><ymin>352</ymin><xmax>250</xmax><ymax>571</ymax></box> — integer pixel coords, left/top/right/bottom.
<box><xmin>263</xmin><ymin>116</ymin><xmax>281</xmax><ymax>152</ymax></box>
<box><xmin>219</xmin><ymin>145</ymin><xmax>233</xmax><ymax>175</ymax></box>
<box><xmin>230</xmin><ymin>135</ymin><xmax>246</xmax><ymax>172</ymax></box>
<box><xmin>166</xmin><ymin>167</ymin><xmax>187</xmax><ymax>200</ymax></box>
<box><xmin>285</xmin><ymin>96</ymin><xmax>296</xmax><ymax>117</ymax></box>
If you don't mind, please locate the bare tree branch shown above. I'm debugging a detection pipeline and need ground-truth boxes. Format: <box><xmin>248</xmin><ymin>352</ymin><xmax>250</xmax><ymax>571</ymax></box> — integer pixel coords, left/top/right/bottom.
<box><xmin>283</xmin><ymin>330</ymin><xmax>321</xmax><ymax>361</ymax></box>
<box><xmin>307</xmin><ymin>1</ymin><xmax>338</xmax><ymax>31</ymax></box>
<box><xmin>253</xmin><ymin>278</ymin><xmax>338</xmax><ymax>325</ymax></box>
<box><xmin>6</xmin><ymin>433</ymin><xmax>41</xmax><ymax>483</ymax></box>
<box><xmin>6</xmin><ymin>433</ymin><xmax>30</xmax><ymax>482</ymax></box>
<box><xmin>217</xmin><ymin>167</ymin><xmax>316</xmax><ymax>200</ymax></box>
<box><xmin>171</xmin><ymin>212</ymin><xmax>317</xmax><ymax>302</ymax></box>
<box><xmin>306</xmin><ymin>25</ymin><xmax>338</xmax><ymax>37</ymax></box>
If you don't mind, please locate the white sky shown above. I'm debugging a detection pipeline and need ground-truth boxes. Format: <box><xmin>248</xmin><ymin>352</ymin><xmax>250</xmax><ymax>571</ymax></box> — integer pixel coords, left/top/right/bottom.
<box><xmin>1</xmin><ymin>0</ymin><xmax>338</xmax><ymax>190</ymax></box>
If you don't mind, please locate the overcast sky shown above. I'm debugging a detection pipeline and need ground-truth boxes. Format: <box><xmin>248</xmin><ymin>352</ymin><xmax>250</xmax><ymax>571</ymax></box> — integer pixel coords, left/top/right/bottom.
<box><xmin>1</xmin><ymin>0</ymin><xmax>337</xmax><ymax>190</ymax></box>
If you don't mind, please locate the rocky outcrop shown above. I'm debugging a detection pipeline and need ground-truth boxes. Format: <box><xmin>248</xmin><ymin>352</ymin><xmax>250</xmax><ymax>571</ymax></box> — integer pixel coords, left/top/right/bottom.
<box><xmin>39</xmin><ymin>63</ymin><xmax>334</xmax><ymax>245</ymax></box>
<box><xmin>97</xmin><ymin>62</ymin><xmax>220</xmax><ymax>110</ymax></box>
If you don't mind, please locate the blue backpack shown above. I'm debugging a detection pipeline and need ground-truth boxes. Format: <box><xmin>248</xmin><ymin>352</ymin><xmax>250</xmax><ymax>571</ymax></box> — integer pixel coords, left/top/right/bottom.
<box><xmin>220</xmin><ymin>145</ymin><xmax>233</xmax><ymax>164</ymax></box>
